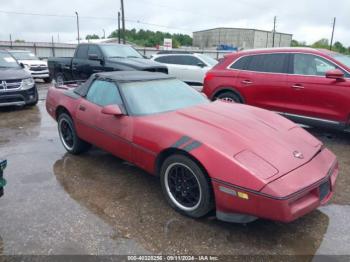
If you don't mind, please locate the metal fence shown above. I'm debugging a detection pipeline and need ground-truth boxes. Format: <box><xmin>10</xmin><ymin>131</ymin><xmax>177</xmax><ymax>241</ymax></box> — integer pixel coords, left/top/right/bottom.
<box><xmin>0</xmin><ymin>41</ymin><xmax>233</xmax><ymax>59</ymax></box>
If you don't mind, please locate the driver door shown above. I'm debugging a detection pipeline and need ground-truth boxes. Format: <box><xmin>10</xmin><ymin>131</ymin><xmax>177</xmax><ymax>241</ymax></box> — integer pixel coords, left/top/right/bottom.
<box><xmin>75</xmin><ymin>79</ymin><xmax>133</xmax><ymax>161</ymax></box>
<box><xmin>286</xmin><ymin>53</ymin><xmax>350</xmax><ymax>122</ymax></box>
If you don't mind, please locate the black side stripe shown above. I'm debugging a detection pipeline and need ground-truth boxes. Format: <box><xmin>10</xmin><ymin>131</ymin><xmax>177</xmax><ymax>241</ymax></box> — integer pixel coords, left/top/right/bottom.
<box><xmin>171</xmin><ymin>136</ymin><xmax>191</xmax><ymax>148</ymax></box>
<box><xmin>183</xmin><ymin>141</ymin><xmax>202</xmax><ymax>152</ymax></box>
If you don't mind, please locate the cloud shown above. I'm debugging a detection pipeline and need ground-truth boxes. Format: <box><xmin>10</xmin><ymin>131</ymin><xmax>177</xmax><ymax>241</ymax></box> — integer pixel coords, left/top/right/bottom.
<box><xmin>0</xmin><ymin>0</ymin><xmax>349</xmax><ymax>46</ymax></box>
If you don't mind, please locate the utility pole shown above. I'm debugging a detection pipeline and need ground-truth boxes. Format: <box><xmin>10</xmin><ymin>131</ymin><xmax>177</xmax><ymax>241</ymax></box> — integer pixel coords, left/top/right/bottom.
<box><xmin>121</xmin><ymin>0</ymin><xmax>126</xmax><ymax>44</ymax></box>
<box><xmin>272</xmin><ymin>16</ymin><xmax>277</xmax><ymax>48</ymax></box>
<box><xmin>9</xmin><ymin>34</ymin><xmax>13</xmax><ymax>49</ymax></box>
<box><xmin>75</xmin><ymin>11</ymin><xmax>80</xmax><ymax>43</ymax></box>
<box><xmin>330</xmin><ymin>17</ymin><xmax>336</xmax><ymax>50</ymax></box>
<box><xmin>118</xmin><ymin>12</ymin><xmax>121</xmax><ymax>43</ymax></box>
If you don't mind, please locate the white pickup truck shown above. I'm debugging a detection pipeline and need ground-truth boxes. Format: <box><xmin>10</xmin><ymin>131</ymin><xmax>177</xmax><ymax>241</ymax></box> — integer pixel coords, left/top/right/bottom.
<box><xmin>9</xmin><ymin>50</ymin><xmax>51</xmax><ymax>83</ymax></box>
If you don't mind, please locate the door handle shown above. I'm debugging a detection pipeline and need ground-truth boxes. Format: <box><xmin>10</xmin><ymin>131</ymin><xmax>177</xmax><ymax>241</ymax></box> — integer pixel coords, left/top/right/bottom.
<box><xmin>79</xmin><ymin>105</ymin><xmax>86</xmax><ymax>111</ymax></box>
<box><xmin>292</xmin><ymin>84</ymin><xmax>305</xmax><ymax>90</ymax></box>
<box><xmin>241</xmin><ymin>80</ymin><xmax>253</xmax><ymax>85</ymax></box>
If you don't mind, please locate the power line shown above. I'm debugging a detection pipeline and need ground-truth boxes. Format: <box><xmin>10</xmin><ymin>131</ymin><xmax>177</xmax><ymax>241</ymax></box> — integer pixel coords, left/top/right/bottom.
<box><xmin>0</xmin><ymin>9</ymin><xmax>191</xmax><ymax>32</ymax></box>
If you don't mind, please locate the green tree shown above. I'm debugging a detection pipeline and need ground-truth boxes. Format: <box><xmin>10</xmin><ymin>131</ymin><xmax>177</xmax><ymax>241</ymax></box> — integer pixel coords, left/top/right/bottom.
<box><xmin>109</xmin><ymin>28</ymin><xmax>192</xmax><ymax>47</ymax></box>
<box><xmin>311</xmin><ymin>38</ymin><xmax>329</xmax><ymax>49</ymax></box>
<box><xmin>86</xmin><ymin>34</ymin><xmax>100</xmax><ymax>40</ymax></box>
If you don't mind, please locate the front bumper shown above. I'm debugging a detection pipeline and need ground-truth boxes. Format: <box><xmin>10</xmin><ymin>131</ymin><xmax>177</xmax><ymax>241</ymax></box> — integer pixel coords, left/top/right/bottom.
<box><xmin>0</xmin><ymin>85</ymin><xmax>38</xmax><ymax>107</ymax></box>
<box><xmin>213</xmin><ymin>148</ymin><xmax>338</xmax><ymax>223</ymax></box>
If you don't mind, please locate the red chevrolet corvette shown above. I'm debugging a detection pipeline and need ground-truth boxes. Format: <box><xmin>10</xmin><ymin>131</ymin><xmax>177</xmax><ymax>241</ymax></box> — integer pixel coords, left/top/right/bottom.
<box><xmin>46</xmin><ymin>71</ymin><xmax>338</xmax><ymax>223</ymax></box>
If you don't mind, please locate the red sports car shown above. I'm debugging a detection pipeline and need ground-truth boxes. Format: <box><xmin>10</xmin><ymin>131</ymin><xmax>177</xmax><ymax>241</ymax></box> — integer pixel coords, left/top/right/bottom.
<box><xmin>46</xmin><ymin>71</ymin><xmax>338</xmax><ymax>223</ymax></box>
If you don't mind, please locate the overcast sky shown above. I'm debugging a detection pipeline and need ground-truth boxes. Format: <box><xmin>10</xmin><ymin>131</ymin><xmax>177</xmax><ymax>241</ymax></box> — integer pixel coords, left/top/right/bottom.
<box><xmin>0</xmin><ymin>0</ymin><xmax>349</xmax><ymax>46</ymax></box>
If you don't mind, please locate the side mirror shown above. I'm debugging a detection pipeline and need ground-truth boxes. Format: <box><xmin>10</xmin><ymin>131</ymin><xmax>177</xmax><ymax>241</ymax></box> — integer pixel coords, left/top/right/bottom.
<box><xmin>101</xmin><ymin>105</ymin><xmax>123</xmax><ymax>117</ymax></box>
<box><xmin>20</xmin><ymin>63</ymin><xmax>25</xmax><ymax>69</ymax></box>
<box><xmin>88</xmin><ymin>54</ymin><xmax>102</xmax><ymax>61</ymax></box>
<box><xmin>197</xmin><ymin>62</ymin><xmax>206</xmax><ymax>68</ymax></box>
<box><xmin>326</xmin><ymin>69</ymin><xmax>344</xmax><ymax>80</ymax></box>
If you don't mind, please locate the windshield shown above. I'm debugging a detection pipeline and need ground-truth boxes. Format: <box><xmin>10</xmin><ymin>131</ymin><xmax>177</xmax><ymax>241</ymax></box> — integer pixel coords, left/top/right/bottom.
<box><xmin>331</xmin><ymin>53</ymin><xmax>350</xmax><ymax>68</ymax></box>
<box><xmin>0</xmin><ymin>52</ymin><xmax>20</xmax><ymax>68</ymax></box>
<box><xmin>197</xmin><ymin>54</ymin><xmax>218</xmax><ymax>66</ymax></box>
<box><xmin>10</xmin><ymin>51</ymin><xmax>39</xmax><ymax>60</ymax></box>
<box><xmin>120</xmin><ymin>79</ymin><xmax>209</xmax><ymax>115</ymax></box>
<box><xmin>100</xmin><ymin>45</ymin><xmax>143</xmax><ymax>58</ymax></box>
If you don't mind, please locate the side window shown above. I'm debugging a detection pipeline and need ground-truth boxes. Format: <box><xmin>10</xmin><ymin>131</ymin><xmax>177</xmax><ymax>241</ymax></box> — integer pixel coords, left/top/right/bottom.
<box><xmin>154</xmin><ymin>56</ymin><xmax>172</xmax><ymax>64</ymax></box>
<box><xmin>246</xmin><ymin>54</ymin><xmax>288</xmax><ymax>73</ymax></box>
<box><xmin>230</xmin><ymin>56</ymin><xmax>250</xmax><ymax>70</ymax></box>
<box><xmin>86</xmin><ymin>80</ymin><xmax>122</xmax><ymax>107</ymax></box>
<box><xmin>293</xmin><ymin>54</ymin><xmax>336</xmax><ymax>76</ymax></box>
<box><xmin>88</xmin><ymin>45</ymin><xmax>103</xmax><ymax>59</ymax></box>
<box><xmin>75</xmin><ymin>45</ymin><xmax>89</xmax><ymax>59</ymax></box>
<box><xmin>179</xmin><ymin>56</ymin><xmax>202</xmax><ymax>66</ymax></box>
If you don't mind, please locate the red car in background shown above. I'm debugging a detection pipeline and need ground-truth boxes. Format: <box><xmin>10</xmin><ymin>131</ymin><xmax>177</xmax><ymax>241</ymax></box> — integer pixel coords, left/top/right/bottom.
<box><xmin>203</xmin><ymin>48</ymin><xmax>350</xmax><ymax>132</ymax></box>
<box><xmin>46</xmin><ymin>71</ymin><xmax>338</xmax><ymax>223</ymax></box>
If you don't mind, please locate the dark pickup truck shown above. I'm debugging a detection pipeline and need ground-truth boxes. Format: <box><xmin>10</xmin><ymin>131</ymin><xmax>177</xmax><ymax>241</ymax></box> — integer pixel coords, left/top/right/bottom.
<box><xmin>48</xmin><ymin>43</ymin><xmax>168</xmax><ymax>83</ymax></box>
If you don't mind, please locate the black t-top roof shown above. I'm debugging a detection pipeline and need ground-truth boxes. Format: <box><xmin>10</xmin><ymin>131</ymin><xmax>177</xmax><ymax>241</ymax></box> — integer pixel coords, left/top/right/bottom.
<box><xmin>74</xmin><ymin>71</ymin><xmax>173</xmax><ymax>97</ymax></box>
<box><xmin>95</xmin><ymin>71</ymin><xmax>173</xmax><ymax>83</ymax></box>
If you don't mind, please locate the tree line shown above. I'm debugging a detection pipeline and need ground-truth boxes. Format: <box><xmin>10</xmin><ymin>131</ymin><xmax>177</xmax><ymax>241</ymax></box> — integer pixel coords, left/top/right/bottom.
<box><xmin>292</xmin><ymin>39</ymin><xmax>350</xmax><ymax>55</ymax></box>
<box><xmin>86</xmin><ymin>28</ymin><xmax>193</xmax><ymax>48</ymax></box>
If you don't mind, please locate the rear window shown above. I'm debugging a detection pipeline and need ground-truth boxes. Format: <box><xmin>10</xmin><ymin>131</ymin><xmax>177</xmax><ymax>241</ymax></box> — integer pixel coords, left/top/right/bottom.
<box><xmin>246</xmin><ymin>54</ymin><xmax>288</xmax><ymax>73</ymax></box>
<box><xmin>75</xmin><ymin>45</ymin><xmax>89</xmax><ymax>59</ymax></box>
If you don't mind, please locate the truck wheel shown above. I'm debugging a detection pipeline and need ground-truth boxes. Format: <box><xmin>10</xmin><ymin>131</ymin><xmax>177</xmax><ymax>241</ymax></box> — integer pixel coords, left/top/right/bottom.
<box><xmin>160</xmin><ymin>154</ymin><xmax>214</xmax><ymax>218</ymax></box>
<box><xmin>55</xmin><ymin>73</ymin><xmax>65</xmax><ymax>85</ymax></box>
<box><xmin>216</xmin><ymin>91</ymin><xmax>242</xmax><ymax>103</ymax></box>
<box><xmin>57</xmin><ymin>113</ymin><xmax>91</xmax><ymax>155</ymax></box>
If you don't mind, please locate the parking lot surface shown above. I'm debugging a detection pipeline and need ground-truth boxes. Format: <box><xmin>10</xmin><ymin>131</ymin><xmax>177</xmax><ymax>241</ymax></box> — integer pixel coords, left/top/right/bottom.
<box><xmin>0</xmin><ymin>82</ymin><xmax>349</xmax><ymax>256</ymax></box>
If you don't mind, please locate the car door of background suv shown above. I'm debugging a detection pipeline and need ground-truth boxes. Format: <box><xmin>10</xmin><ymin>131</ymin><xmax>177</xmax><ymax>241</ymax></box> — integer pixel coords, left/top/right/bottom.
<box><xmin>286</xmin><ymin>53</ymin><xmax>350</xmax><ymax>123</ymax></box>
<box><xmin>235</xmin><ymin>53</ymin><xmax>290</xmax><ymax>112</ymax></box>
<box><xmin>75</xmin><ymin>79</ymin><xmax>133</xmax><ymax>162</ymax></box>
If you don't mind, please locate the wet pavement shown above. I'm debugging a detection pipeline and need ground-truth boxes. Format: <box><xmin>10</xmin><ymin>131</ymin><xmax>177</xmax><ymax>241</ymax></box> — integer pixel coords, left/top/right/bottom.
<box><xmin>0</xmin><ymin>82</ymin><xmax>349</xmax><ymax>256</ymax></box>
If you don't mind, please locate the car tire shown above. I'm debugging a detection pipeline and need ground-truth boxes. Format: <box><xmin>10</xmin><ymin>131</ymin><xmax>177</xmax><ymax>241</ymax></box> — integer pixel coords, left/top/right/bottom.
<box><xmin>55</xmin><ymin>73</ymin><xmax>65</xmax><ymax>85</ymax></box>
<box><xmin>160</xmin><ymin>154</ymin><xmax>214</xmax><ymax>218</ymax></box>
<box><xmin>26</xmin><ymin>87</ymin><xmax>39</xmax><ymax>107</ymax></box>
<box><xmin>216</xmin><ymin>91</ymin><xmax>242</xmax><ymax>103</ymax></box>
<box><xmin>57</xmin><ymin>113</ymin><xmax>91</xmax><ymax>154</ymax></box>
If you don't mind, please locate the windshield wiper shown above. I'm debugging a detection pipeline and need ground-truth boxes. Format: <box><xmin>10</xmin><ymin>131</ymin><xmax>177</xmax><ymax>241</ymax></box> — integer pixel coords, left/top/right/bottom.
<box><xmin>127</xmin><ymin>56</ymin><xmax>141</xmax><ymax>58</ymax></box>
<box><xmin>109</xmin><ymin>56</ymin><xmax>125</xmax><ymax>58</ymax></box>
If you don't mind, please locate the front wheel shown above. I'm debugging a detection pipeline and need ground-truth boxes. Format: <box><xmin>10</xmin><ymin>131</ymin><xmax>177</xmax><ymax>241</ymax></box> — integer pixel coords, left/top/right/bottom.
<box><xmin>26</xmin><ymin>87</ymin><xmax>39</xmax><ymax>107</ymax></box>
<box><xmin>216</xmin><ymin>91</ymin><xmax>242</xmax><ymax>103</ymax></box>
<box><xmin>55</xmin><ymin>73</ymin><xmax>65</xmax><ymax>85</ymax></box>
<box><xmin>160</xmin><ymin>154</ymin><xmax>214</xmax><ymax>218</ymax></box>
<box><xmin>57</xmin><ymin>113</ymin><xmax>91</xmax><ymax>154</ymax></box>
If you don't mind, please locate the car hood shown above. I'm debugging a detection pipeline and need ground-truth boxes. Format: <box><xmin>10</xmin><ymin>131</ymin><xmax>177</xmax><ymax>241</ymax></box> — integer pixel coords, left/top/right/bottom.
<box><xmin>141</xmin><ymin>101</ymin><xmax>322</xmax><ymax>180</ymax></box>
<box><xmin>107</xmin><ymin>57</ymin><xmax>167</xmax><ymax>70</ymax></box>
<box><xmin>0</xmin><ymin>68</ymin><xmax>31</xmax><ymax>80</ymax></box>
<box><xmin>18</xmin><ymin>60</ymin><xmax>47</xmax><ymax>66</ymax></box>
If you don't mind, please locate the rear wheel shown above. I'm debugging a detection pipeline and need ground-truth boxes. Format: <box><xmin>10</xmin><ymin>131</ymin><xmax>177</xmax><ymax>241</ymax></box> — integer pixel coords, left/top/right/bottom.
<box><xmin>160</xmin><ymin>154</ymin><xmax>214</xmax><ymax>218</ymax></box>
<box><xmin>57</xmin><ymin>113</ymin><xmax>91</xmax><ymax>154</ymax></box>
<box><xmin>216</xmin><ymin>91</ymin><xmax>242</xmax><ymax>103</ymax></box>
